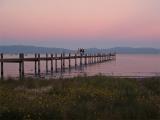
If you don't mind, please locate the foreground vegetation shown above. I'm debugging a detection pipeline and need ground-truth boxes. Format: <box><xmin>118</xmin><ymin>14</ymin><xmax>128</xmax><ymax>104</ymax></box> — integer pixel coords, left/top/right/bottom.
<box><xmin>0</xmin><ymin>76</ymin><xmax>160</xmax><ymax>120</ymax></box>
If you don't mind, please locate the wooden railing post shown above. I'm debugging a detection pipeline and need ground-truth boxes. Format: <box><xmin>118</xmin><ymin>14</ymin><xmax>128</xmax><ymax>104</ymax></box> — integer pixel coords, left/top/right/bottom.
<box><xmin>75</xmin><ymin>53</ymin><xmax>77</xmax><ymax>68</ymax></box>
<box><xmin>97</xmin><ymin>54</ymin><xmax>99</xmax><ymax>63</ymax></box>
<box><xmin>85</xmin><ymin>54</ymin><xmax>87</xmax><ymax>65</ymax></box>
<box><xmin>100</xmin><ymin>53</ymin><xmax>102</xmax><ymax>62</ymax></box>
<box><xmin>51</xmin><ymin>54</ymin><xmax>53</xmax><ymax>73</ymax></box>
<box><xmin>108</xmin><ymin>54</ymin><xmax>110</xmax><ymax>60</ymax></box>
<box><xmin>46</xmin><ymin>53</ymin><xmax>48</xmax><ymax>73</ymax></box>
<box><xmin>90</xmin><ymin>54</ymin><xmax>92</xmax><ymax>64</ymax></box>
<box><xmin>91</xmin><ymin>54</ymin><xmax>93</xmax><ymax>64</ymax></box>
<box><xmin>88</xmin><ymin>54</ymin><xmax>90</xmax><ymax>64</ymax></box>
<box><xmin>21</xmin><ymin>53</ymin><xmax>24</xmax><ymax>77</ymax></box>
<box><xmin>69</xmin><ymin>53</ymin><xmax>71</xmax><ymax>69</ymax></box>
<box><xmin>35</xmin><ymin>53</ymin><xmax>37</xmax><ymax>75</ymax></box>
<box><xmin>38</xmin><ymin>54</ymin><xmax>40</xmax><ymax>76</ymax></box>
<box><xmin>55</xmin><ymin>53</ymin><xmax>58</xmax><ymax>72</ymax></box>
<box><xmin>63</xmin><ymin>53</ymin><xmax>65</xmax><ymax>71</ymax></box>
<box><xmin>19</xmin><ymin>53</ymin><xmax>22</xmax><ymax>78</ymax></box>
<box><xmin>1</xmin><ymin>53</ymin><xmax>3</xmax><ymax>79</ymax></box>
<box><xmin>61</xmin><ymin>53</ymin><xmax>63</xmax><ymax>71</ymax></box>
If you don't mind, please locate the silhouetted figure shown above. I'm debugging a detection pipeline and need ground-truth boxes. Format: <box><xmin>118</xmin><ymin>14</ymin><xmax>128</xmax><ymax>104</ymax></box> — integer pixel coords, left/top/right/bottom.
<box><xmin>78</xmin><ymin>48</ymin><xmax>85</xmax><ymax>55</ymax></box>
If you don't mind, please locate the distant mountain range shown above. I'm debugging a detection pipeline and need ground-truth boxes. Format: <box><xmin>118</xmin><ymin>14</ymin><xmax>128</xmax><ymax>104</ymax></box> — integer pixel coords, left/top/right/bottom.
<box><xmin>107</xmin><ymin>47</ymin><xmax>160</xmax><ymax>54</ymax></box>
<box><xmin>0</xmin><ymin>45</ymin><xmax>160</xmax><ymax>54</ymax></box>
<box><xmin>0</xmin><ymin>45</ymin><xmax>72</xmax><ymax>54</ymax></box>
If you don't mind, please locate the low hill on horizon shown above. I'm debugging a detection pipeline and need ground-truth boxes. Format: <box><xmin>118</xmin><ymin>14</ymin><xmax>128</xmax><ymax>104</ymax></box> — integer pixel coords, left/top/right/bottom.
<box><xmin>0</xmin><ymin>45</ymin><xmax>72</xmax><ymax>54</ymax></box>
<box><xmin>0</xmin><ymin>45</ymin><xmax>160</xmax><ymax>54</ymax></box>
<box><xmin>107</xmin><ymin>47</ymin><xmax>160</xmax><ymax>54</ymax></box>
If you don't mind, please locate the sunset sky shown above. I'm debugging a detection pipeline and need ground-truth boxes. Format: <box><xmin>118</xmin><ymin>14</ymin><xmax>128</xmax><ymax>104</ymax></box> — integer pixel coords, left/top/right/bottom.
<box><xmin>0</xmin><ymin>0</ymin><xmax>160</xmax><ymax>48</ymax></box>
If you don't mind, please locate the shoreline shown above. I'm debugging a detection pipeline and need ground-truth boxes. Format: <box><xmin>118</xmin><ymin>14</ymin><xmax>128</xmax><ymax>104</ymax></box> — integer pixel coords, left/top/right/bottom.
<box><xmin>1</xmin><ymin>74</ymin><xmax>160</xmax><ymax>80</ymax></box>
<box><xmin>1</xmin><ymin>74</ymin><xmax>160</xmax><ymax>81</ymax></box>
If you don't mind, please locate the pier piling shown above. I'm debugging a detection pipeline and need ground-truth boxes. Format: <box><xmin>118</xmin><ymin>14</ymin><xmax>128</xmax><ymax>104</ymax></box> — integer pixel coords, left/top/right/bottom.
<box><xmin>38</xmin><ymin>54</ymin><xmax>41</xmax><ymax>76</ymax></box>
<box><xmin>1</xmin><ymin>53</ymin><xmax>3</xmax><ymax>79</ymax></box>
<box><xmin>55</xmin><ymin>53</ymin><xmax>58</xmax><ymax>72</ymax></box>
<box><xmin>75</xmin><ymin>53</ymin><xmax>77</xmax><ymax>68</ymax></box>
<box><xmin>51</xmin><ymin>54</ymin><xmax>53</xmax><ymax>73</ymax></box>
<box><xmin>35</xmin><ymin>54</ymin><xmax>37</xmax><ymax>75</ymax></box>
<box><xmin>46</xmin><ymin>53</ymin><xmax>48</xmax><ymax>73</ymax></box>
<box><xmin>69</xmin><ymin>53</ymin><xmax>71</xmax><ymax>69</ymax></box>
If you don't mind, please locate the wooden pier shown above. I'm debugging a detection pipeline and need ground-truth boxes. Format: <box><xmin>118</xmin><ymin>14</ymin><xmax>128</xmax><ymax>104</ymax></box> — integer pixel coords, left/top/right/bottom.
<box><xmin>0</xmin><ymin>53</ymin><xmax>116</xmax><ymax>79</ymax></box>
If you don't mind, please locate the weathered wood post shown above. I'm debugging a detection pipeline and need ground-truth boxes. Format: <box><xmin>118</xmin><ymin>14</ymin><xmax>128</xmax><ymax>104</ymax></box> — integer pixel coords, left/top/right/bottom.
<box><xmin>93</xmin><ymin>54</ymin><xmax>95</xmax><ymax>63</ymax></box>
<box><xmin>38</xmin><ymin>54</ymin><xmax>40</xmax><ymax>76</ymax></box>
<box><xmin>85</xmin><ymin>54</ymin><xmax>87</xmax><ymax>65</ymax></box>
<box><xmin>1</xmin><ymin>53</ymin><xmax>4</xmax><ymax>79</ymax></box>
<box><xmin>90</xmin><ymin>54</ymin><xmax>92</xmax><ymax>64</ymax></box>
<box><xmin>106</xmin><ymin>53</ymin><xmax>108</xmax><ymax>61</ymax></box>
<box><xmin>102</xmin><ymin>53</ymin><xmax>104</xmax><ymax>62</ymax></box>
<box><xmin>75</xmin><ymin>53</ymin><xmax>77</xmax><ymax>68</ymax></box>
<box><xmin>61</xmin><ymin>53</ymin><xmax>63</xmax><ymax>71</ymax></box>
<box><xmin>69</xmin><ymin>53</ymin><xmax>71</xmax><ymax>69</ymax></box>
<box><xmin>55</xmin><ymin>53</ymin><xmax>58</xmax><ymax>72</ymax></box>
<box><xmin>100</xmin><ymin>53</ymin><xmax>102</xmax><ymax>62</ymax></box>
<box><xmin>46</xmin><ymin>53</ymin><xmax>48</xmax><ymax>73</ymax></box>
<box><xmin>19</xmin><ymin>53</ymin><xmax>22</xmax><ymax>78</ymax></box>
<box><xmin>35</xmin><ymin>53</ymin><xmax>37</xmax><ymax>75</ymax></box>
<box><xmin>63</xmin><ymin>53</ymin><xmax>65</xmax><ymax>71</ymax></box>
<box><xmin>21</xmin><ymin>53</ymin><xmax>24</xmax><ymax>77</ymax></box>
<box><xmin>89</xmin><ymin>54</ymin><xmax>92</xmax><ymax>64</ymax></box>
<box><xmin>88</xmin><ymin>54</ymin><xmax>90</xmax><ymax>64</ymax></box>
<box><xmin>51</xmin><ymin>54</ymin><xmax>53</xmax><ymax>73</ymax></box>
<box><xmin>97</xmin><ymin>54</ymin><xmax>99</xmax><ymax>63</ymax></box>
<box><xmin>91</xmin><ymin>54</ymin><xmax>93</xmax><ymax>64</ymax></box>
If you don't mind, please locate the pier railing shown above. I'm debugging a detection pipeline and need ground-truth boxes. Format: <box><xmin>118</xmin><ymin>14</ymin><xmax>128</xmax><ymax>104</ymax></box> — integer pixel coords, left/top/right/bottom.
<box><xmin>0</xmin><ymin>53</ymin><xmax>116</xmax><ymax>79</ymax></box>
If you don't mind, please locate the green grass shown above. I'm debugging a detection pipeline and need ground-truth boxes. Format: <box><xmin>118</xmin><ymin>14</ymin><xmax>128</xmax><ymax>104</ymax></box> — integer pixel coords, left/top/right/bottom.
<box><xmin>0</xmin><ymin>76</ymin><xmax>160</xmax><ymax>120</ymax></box>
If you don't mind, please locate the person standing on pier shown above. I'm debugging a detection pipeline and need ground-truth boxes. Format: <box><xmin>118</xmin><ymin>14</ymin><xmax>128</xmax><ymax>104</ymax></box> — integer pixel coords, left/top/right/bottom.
<box><xmin>78</xmin><ymin>48</ymin><xmax>85</xmax><ymax>56</ymax></box>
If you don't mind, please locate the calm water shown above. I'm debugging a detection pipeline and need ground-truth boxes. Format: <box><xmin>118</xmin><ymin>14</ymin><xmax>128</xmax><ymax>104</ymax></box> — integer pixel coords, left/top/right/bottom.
<box><xmin>1</xmin><ymin>54</ymin><xmax>160</xmax><ymax>78</ymax></box>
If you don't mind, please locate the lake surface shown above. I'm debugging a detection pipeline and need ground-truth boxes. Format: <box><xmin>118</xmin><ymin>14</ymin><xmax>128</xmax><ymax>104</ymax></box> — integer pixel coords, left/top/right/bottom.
<box><xmin>1</xmin><ymin>54</ymin><xmax>160</xmax><ymax>78</ymax></box>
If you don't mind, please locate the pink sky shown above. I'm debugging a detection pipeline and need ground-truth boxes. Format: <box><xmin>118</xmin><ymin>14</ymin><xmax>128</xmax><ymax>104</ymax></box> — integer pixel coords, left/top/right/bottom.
<box><xmin>0</xmin><ymin>0</ymin><xmax>160</xmax><ymax>48</ymax></box>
